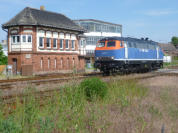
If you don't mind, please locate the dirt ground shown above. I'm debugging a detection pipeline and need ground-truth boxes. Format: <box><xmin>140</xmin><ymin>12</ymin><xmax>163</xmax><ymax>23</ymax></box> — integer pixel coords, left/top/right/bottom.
<box><xmin>105</xmin><ymin>76</ymin><xmax>178</xmax><ymax>133</ymax></box>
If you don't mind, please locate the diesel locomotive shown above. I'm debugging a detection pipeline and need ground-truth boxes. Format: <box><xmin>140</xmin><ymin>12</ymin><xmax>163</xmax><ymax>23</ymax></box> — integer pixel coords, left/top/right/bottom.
<box><xmin>94</xmin><ymin>37</ymin><xmax>164</xmax><ymax>74</ymax></box>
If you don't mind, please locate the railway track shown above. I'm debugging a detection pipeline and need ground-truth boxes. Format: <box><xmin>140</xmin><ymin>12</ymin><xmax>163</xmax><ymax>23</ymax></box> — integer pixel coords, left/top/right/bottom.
<box><xmin>0</xmin><ymin>69</ymin><xmax>178</xmax><ymax>104</ymax></box>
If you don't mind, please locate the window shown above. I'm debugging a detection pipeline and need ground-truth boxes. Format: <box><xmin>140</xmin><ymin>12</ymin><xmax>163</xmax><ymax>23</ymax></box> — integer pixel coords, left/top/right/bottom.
<box><xmin>128</xmin><ymin>42</ymin><xmax>132</xmax><ymax>47</ymax></box>
<box><xmin>67</xmin><ymin>58</ymin><xmax>69</xmax><ymax>69</ymax></box>
<box><xmin>17</xmin><ymin>36</ymin><xmax>20</xmax><ymax>43</ymax></box>
<box><xmin>97</xmin><ymin>42</ymin><xmax>105</xmax><ymax>47</ymax></box>
<box><xmin>12</xmin><ymin>36</ymin><xmax>16</xmax><ymax>43</ymax></box>
<box><xmin>53</xmin><ymin>39</ymin><xmax>57</xmax><ymax>49</ymax></box>
<box><xmin>46</xmin><ymin>38</ymin><xmax>51</xmax><ymax>48</ymax></box>
<box><xmin>48</xmin><ymin>58</ymin><xmax>50</xmax><ymax>69</ymax></box>
<box><xmin>60</xmin><ymin>39</ymin><xmax>63</xmax><ymax>49</ymax></box>
<box><xmin>22</xmin><ymin>35</ymin><xmax>32</xmax><ymax>43</ymax></box>
<box><xmin>40</xmin><ymin>58</ymin><xmax>43</xmax><ymax>69</ymax></box>
<box><xmin>65</xmin><ymin>40</ymin><xmax>69</xmax><ymax>49</ymax></box>
<box><xmin>27</xmin><ymin>35</ymin><xmax>32</xmax><ymax>43</ymax></box>
<box><xmin>39</xmin><ymin>37</ymin><xmax>44</xmax><ymax>48</ymax></box>
<box><xmin>80</xmin><ymin>40</ymin><xmax>83</xmax><ymax>47</ymax></box>
<box><xmin>61</xmin><ymin>58</ymin><xmax>63</xmax><ymax>69</ymax></box>
<box><xmin>71</xmin><ymin>40</ymin><xmax>75</xmax><ymax>49</ymax></box>
<box><xmin>23</xmin><ymin>35</ymin><xmax>26</xmax><ymax>42</ymax></box>
<box><xmin>11</xmin><ymin>35</ymin><xmax>20</xmax><ymax>44</ymax></box>
<box><xmin>107</xmin><ymin>41</ymin><xmax>115</xmax><ymax>47</ymax></box>
<box><xmin>73</xmin><ymin>58</ymin><xmax>75</xmax><ymax>67</ymax></box>
<box><xmin>54</xmin><ymin>58</ymin><xmax>57</xmax><ymax>69</ymax></box>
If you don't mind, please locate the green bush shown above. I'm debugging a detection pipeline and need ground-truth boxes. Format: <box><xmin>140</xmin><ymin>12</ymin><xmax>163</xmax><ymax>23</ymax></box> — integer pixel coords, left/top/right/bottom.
<box><xmin>80</xmin><ymin>77</ymin><xmax>108</xmax><ymax>101</ymax></box>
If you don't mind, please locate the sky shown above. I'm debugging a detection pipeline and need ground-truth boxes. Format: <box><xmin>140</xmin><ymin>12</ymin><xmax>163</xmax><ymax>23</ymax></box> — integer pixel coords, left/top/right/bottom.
<box><xmin>0</xmin><ymin>0</ymin><xmax>178</xmax><ymax>43</ymax></box>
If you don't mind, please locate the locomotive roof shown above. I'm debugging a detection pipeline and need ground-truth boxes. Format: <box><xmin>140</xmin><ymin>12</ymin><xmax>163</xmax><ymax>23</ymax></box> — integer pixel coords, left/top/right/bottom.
<box><xmin>100</xmin><ymin>37</ymin><xmax>158</xmax><ymax>45</ymax></box>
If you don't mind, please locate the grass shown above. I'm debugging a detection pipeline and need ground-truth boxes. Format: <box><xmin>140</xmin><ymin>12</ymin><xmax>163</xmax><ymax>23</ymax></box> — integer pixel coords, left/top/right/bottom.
<box><xmin>0</xmin><ymin>77</ymin><xmax>177</xmax><ymax>132</ymax></box>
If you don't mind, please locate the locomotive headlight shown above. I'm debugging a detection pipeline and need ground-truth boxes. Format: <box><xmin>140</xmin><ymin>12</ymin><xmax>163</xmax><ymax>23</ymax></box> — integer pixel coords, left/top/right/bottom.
<box><xmin>111</xmin><ymin>56</ymin><xmax>114</xmax><ymax>60</ymax></box>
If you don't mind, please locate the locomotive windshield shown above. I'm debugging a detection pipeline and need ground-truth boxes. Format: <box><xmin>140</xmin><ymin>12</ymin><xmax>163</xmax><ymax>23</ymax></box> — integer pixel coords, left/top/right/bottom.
<box><xmin>97</xmin><ymin>42</ymin><xmax>105</xmax><ymax>47</ymax></box>
<box><xmin>107</xmin><ymin>41</ymin><xmax>116</xmax><ymax>47</ymax></box>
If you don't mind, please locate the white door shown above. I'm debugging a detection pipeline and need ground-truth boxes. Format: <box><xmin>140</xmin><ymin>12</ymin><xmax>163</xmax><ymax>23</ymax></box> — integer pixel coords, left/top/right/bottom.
<box><xmin>124</xmin><ymin>43</ymin><xmax>128</xmax><ymax>59</ymax></box>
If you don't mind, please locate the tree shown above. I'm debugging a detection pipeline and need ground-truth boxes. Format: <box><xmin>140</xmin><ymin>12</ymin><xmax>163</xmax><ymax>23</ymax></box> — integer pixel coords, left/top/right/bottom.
<box><xmin>171</xmin><ymin>36</ymin><xmax>178</xmax><ymax>47</ymax></box>
<box><xmin>0</xmin><ymin>44</ymin><xmax>8</xmax><ymax>65</ymax></box>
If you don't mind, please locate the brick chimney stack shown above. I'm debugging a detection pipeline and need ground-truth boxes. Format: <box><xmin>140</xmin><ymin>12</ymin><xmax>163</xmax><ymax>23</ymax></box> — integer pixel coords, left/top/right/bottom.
<box><xmin>40</xmin><ymin>6</ymin><xmax>45</xmax><ymax>11</ymax></box>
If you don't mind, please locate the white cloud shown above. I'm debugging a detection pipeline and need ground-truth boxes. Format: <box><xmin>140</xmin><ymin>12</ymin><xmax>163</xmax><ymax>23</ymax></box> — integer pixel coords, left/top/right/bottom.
<box><xmin>143</xmin><ymin>9</ymin><xmax>178</xmax><ymax>16</ymax></box>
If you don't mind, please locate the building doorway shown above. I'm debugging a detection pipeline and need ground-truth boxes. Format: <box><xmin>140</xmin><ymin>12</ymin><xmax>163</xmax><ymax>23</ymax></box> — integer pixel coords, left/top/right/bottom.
<box><xmin>12</xmin><ymin>58</ymin><xmax>17</xmax><ymax>74</ymax></box>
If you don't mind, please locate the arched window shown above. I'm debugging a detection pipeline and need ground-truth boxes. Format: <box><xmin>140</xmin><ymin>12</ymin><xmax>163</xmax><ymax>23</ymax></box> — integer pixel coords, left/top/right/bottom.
<box><xmin>73</xmin><ymin>58</ymin><xmax>75</xmax><ymax>68</ymax></box>
<box><xmin>48</xmin><ymin>58</ymin><xmax>50</xmax><ymax>69</ymax></box>
<box><xmin>54</xmin><ymin>58</ymin><xmax>57</xmax><ymax>69</ymax></box>
<box><xmin>61</xmin><ymin>58</ymin><xmax>63</xmax><ymax>69</ymax></box>
<box><xmin>40</xmin><ymin>57</ymin><xmax>43</xmax><ymax>69</ymax></box>
<box><xmin>67</xmin><ymin>58</ymin><xmax>70</xmax><ymax>69</ymax></box>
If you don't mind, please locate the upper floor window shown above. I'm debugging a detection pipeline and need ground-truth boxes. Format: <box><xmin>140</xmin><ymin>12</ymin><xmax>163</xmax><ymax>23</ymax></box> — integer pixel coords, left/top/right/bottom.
<box><xmin>27</xmin><ymin>35</ymin><xmax>32</xmax><ymax>43</ymax></box>
<box><xmin>22</xmin><ymin>35</ymin><xmax>32</xmax><ymax>43</ymax></box>
<box><xmin>12</xmin><ymin>35</ymin><xmax>20</xmax><ymax>44</ymax></box>
<box><xmin>60</xmin><ymin>39</ymin><xmax>63</xmax><ymax>49</ymax></box>
<box><xmin>46</xmin><ymin>38</ymin><xmax>51</xmax><ymax>48</ymax></box>
<box><xmin>53</xmin><ymin>38</ymin><xmax>57</xmax><ymax>49</ymax></box>
<box><xmin>65</xmin><ymin>40</ymin><xmax>69</xmax><ymax>49</ymax></box>
<box><xmin>39</xmin><ymin>37</ymin><xmax>44</xmax><ymax>48</ymax></box>
<box><xmin>71</xmin><ymin>40</ymin><xmax>75</xmax><ymax>50</ymax></box>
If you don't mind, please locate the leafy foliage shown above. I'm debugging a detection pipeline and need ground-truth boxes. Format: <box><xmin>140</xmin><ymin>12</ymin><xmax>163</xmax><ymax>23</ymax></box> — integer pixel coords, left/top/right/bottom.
<box><xmin>0</xmin><ymin>44</ymin><xmax>7</xmax><ymax>65</ymax></box>
<box><xmin>80</xmin><ymin>77</ymin><xmax>108</xmax><ymax>101</ymax></box>
<box><xmin>171</xmin><ymin>36</ymin><xmax>178</xmax><ymax>47</ymax></box>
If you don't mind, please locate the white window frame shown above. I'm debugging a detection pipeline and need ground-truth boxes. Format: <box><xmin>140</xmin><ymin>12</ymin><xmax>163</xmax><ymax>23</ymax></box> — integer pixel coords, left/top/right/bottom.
<box><xmin>39</xmin><ymin>37</ymin><xmax>44</xmax><ymax>48</ymax></box>
<box><xmin>53</xmin><ymin>38</ymin><xmax>57</xmax><ymax>49</ymax></box>
<box><xmin>60</xmin><ymin>39</ymin><xmax>63</xmax><ymax>49</ymax></box>
<box><xmin>27</xmin><ymin>35</ymin><xmax>32</xmax><ymax>43</ymax></box>
<box><xmin>71</xmin><ymin>40</ymin><xmax>75</xmax><ymax>50</ymax></box>
<box><xmin>65</xmin><ymin>40</ymin><xmax>69</xmax><ymax>49</ymax></box>
<box><xmin>11</xmin><ymin>35</ymin><xmax>21</xmax><ymax>44</ymax></box>
<box><xmin>46</xmin><ymin>38</ymin><xmax>51</xmax><ymax>48</ymax></box>
<box><xmin>22</xmin><ymin>35</ymin><xmax>32</xmax><ymax>43</ymax></box>
<box><xmin>22</xmin><ymin>35</ymin><xmax>26</xmax><ymax>43</ymax></box>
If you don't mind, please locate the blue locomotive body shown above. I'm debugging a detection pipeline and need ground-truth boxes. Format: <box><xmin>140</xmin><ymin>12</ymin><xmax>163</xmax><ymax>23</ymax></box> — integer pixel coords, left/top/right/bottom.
<box><xmin>94</xmin><ymin>37</ymin><xmax>164</xmax><ymax>74</ymax></box>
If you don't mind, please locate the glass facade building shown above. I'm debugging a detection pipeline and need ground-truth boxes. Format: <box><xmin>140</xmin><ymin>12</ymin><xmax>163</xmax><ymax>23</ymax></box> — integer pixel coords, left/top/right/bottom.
<box><xmin>74</xmin><ymin>19</ymin><xmax>122</xmax><ymax>64</ymax></box>
<box><xmin>75</xmin><ymin>19</ymin><xmax>122</xmax><ymax>46</ymax></box>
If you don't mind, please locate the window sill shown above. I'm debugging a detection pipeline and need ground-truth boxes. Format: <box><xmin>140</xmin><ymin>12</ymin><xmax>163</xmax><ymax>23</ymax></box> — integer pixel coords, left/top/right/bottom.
<box><xmin>39</xmin><ymin>47</ymin><xmax>44</xmax><ymax>49</ymax></box>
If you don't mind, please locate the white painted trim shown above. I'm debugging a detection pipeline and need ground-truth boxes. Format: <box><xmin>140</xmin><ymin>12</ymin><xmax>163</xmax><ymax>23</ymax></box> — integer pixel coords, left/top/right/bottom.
<box><xmin>36</xmin><ymin>50</ymin><xmax>79</xmax><ymax>53</ymax></box>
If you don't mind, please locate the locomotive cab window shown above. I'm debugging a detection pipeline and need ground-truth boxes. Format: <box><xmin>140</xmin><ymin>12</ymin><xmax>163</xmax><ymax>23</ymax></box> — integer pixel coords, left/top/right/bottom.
<box><xmin>107</xmin><ymin>41</ymin><xmax>115</xmax><ymax>47</ymax></box>
<box><xmin>97</xmin><ymin>42</ymin><xmax>105</xmax><ymax>47</ymax></box>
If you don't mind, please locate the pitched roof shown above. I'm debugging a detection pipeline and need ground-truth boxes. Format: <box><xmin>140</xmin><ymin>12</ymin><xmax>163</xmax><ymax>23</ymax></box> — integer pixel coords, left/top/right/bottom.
<box><xmin>2</xmin><ymin>7</ymin><xmax>84</xmax><ymax>32</ymax></box>
<box><xmin>158</xmin><ymin>43</ymin><xmax>176</xmax><ymax>52</ymax></box>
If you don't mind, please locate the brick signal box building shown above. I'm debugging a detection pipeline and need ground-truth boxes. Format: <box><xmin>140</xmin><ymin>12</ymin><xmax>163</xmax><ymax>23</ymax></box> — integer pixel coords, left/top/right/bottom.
<box><xmin>2</xmin><ymin>7</ymin><xmax>86</xmax><ymax>75</ymax></box>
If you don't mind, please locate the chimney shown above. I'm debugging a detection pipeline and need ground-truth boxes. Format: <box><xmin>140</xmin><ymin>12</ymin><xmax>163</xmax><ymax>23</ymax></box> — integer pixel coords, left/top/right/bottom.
<box><xmin>40</xmin><ymin>6</ymin><xmax>45</xmax><ymax>11</ymax></box>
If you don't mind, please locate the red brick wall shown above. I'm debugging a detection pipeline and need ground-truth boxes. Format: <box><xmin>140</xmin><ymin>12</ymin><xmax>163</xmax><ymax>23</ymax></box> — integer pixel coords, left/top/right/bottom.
<box><xmin>32</xmin><ymin>53</ymin><xmax>85</xmax><ymax>74</ymax></box>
